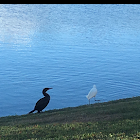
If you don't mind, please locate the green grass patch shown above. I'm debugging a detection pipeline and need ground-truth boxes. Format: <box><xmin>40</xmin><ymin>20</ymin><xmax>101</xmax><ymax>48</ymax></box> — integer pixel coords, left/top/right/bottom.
<box><xmin>0</xmin><ymin>96</ymin><xmax>140</xmax><ymax>139</ymax></box>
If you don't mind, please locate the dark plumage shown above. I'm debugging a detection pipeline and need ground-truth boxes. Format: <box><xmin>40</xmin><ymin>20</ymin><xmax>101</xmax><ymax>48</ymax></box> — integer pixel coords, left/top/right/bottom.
<box><xmin>29</xmin><ymin>88</ymin><xmax>52</xmax><ymax>114</ymax></box>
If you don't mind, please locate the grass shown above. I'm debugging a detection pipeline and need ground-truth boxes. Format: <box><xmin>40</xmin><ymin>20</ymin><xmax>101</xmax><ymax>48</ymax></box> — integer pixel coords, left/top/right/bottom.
<box><xmin>0</xmin><ymin>96</ymin><xmax>140</xmax><ymax>139</ymax></box>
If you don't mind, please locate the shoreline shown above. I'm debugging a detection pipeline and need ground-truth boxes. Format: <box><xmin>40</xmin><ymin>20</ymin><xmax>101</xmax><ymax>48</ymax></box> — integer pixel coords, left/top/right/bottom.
<box><xmin>0</xmin><ymin>96</ymin><xmax>140</xmax><ymax>139</ymax></box>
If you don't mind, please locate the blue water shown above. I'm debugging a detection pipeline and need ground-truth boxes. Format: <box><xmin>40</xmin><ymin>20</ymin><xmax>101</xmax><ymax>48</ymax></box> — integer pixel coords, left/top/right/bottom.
<box><xmin>0</xmin><ymin>4</ymin><xmax>140</xmax><ymax>117</ymax></box>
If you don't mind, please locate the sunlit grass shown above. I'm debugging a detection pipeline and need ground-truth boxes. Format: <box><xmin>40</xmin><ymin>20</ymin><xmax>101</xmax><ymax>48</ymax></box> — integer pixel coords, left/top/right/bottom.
<box><xmin>0</xmin><ymin>96</ymin><xmax>140</xmax><ymax>139</ymax></box>
<box><xmin>1</xmin><ymin>122</ymin><xmax>140</xmax><ymax>139</ymax></box>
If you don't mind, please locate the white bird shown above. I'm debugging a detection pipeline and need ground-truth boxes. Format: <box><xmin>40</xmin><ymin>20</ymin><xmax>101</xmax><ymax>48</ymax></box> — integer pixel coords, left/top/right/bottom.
<box><xmin>86</xmin><ymin>85</ymin><xmax>97</xmax><ymax>104</ymax></box>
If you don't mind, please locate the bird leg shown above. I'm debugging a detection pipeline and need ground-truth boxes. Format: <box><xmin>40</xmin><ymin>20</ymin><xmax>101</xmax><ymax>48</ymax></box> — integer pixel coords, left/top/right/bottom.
<box><xmin>89</xmin><ymin>99</ymin><xmax>90</xmax><ymax>105</ymax></box>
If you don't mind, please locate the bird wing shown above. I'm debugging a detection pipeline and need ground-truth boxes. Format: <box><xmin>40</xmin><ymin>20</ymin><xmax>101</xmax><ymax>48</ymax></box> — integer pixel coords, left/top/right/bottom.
<box><xmin>35</xmin><ymin>97</ymin><xmax>50</xmax><ymax>111</ymax></box>
<box><xmin>86</xmin><ymin>87</ymin><xmax>97</xmax><ymax>100</ymax></box>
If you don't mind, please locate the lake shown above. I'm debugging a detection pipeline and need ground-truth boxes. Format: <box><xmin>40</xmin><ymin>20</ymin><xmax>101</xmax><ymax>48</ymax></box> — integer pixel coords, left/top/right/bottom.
<box><xmin>0</xmin><ymin>4</ymin><xmax>140</xmax><ymax>117</ymax></box>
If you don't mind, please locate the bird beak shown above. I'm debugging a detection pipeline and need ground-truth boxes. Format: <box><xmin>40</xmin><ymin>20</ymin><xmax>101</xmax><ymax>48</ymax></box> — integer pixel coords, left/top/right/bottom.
<box><xmin>48</xmin><ymin>88</ymin><xmax>53</xmax><ymax>90</ymax></box>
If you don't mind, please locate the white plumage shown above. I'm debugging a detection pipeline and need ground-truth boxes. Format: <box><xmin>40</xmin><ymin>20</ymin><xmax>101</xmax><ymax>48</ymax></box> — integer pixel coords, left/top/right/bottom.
<box><xmin>86</xmin><ymin>85</ymin><xmax>97</xmax><ymax>104</ymax></box>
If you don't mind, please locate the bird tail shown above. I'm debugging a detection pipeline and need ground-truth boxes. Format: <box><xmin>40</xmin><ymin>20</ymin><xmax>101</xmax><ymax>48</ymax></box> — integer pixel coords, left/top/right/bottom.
<box><xmin>29</xmin><ymin>109</ymin><xmax>36</xmax><ymax>114</ymax></box>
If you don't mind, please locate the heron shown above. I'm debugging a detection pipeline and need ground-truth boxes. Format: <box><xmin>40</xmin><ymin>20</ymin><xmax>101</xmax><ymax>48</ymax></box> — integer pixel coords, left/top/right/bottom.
<box><xmin>29</xmin><ymin>88</ymin><xmax>52</xmax><ymax>114</ymax></box>
<box><xmin>86</xmin><ymin>85</ymin><xmax>99</xmax><ymax>104</ymax></box>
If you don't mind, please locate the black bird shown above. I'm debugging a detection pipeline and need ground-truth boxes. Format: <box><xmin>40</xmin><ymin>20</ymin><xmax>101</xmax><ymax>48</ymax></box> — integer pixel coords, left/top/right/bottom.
<box><xmin>29</xmin><ymin>88</ymin><xmax>52</xmax><ymax>114</ymax></box>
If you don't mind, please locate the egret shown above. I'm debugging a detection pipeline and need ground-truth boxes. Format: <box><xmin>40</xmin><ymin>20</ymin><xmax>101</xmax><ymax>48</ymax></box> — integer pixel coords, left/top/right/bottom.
<box><xmin>29</xmin><ymin>88</ymin><xmax>52</xmax><ymax>114</ymax></box>
<box><xmin>86</xmin><ymin>85</ymin><xmax>98</xmax><ymax>104</ymax></box>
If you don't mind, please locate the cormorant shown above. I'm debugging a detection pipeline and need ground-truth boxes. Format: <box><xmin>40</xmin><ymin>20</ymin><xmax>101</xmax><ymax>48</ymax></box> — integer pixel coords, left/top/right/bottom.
<box><xmin>29</xmin><ymin>88</ymin><xmax>52</xmax><ymax>114</ymax></box>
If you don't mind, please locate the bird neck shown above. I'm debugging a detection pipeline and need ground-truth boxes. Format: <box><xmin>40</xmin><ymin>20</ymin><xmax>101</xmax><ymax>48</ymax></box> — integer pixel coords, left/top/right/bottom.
<box><xmin>43</xmin><ymin>92</ymin><xmax>49</xmax><ymax>97</ymax></box>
